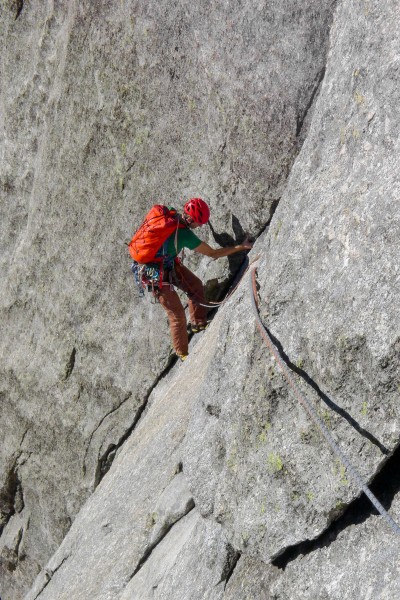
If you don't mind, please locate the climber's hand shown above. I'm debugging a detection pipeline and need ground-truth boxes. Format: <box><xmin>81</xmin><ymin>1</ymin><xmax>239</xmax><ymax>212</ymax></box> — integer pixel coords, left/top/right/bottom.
<box><xmin>241</xmin><ymin>238</ymin><xmax>253</xmax><ymax>250</ymax></box>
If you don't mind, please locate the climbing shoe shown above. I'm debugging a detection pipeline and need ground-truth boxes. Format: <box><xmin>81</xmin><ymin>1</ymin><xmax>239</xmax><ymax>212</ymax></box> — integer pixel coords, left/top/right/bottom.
<box><xmin>177</xmin><ymin>353</ymin><xmax>188</xmax><ymax>362</ymax></box>
<box><xmin>191</xmin><ymin>322</ymin><xmax>209</xmax><ymax>334</ymax></box>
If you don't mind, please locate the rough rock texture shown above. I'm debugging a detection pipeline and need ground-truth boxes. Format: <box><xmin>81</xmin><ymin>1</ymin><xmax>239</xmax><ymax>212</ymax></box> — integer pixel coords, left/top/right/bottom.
<box><xmin>184</xmin><ymin>0</ymin><xmax>400</xmax><ymax>565</ymax></box>
<box><xmin>1</xmin><ymin>0</ymin><xmax>400</xmax><ymax>599</ymax></box>
<box><xmin>24</xmin><ymin>324</ymin><xmax>231</xmax><ymax>600</ymax></box>
<box><xmin>225</xmin><ymin>493</ymin><xmax>400</xmax><ymax>599</ymax></box>
<box><xmin>0</xmin><ymin>0</ymin><xmax>335</xmax><ymax>597</ymax></box>
<box><xmin>270</xmin><ymin>497</ymin><xmax>400</xmax><ymax>599</ymax></box>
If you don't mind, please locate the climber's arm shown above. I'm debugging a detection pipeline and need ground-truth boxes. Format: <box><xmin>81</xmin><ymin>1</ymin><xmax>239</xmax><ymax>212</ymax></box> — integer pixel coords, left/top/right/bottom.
<box><xmin>194</xmin><ymin>239</ymin><xmax>253</xmax><ymax>260</ymax></box>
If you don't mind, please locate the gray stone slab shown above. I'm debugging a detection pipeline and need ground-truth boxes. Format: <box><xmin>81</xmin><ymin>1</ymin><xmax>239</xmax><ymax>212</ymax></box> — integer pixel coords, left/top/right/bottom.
<box><xmin>0</xmin><ymin>0</ymin><xmax>335</xmax><ymax>595</ymax></box>
<box><xmin>184</xmin><ymin>0</ymin><xmax>400</xmax><ymax>565</ymax></box>
<box><xmin>4</xmin><ymin>0</ymin><xmax>399</xmax><ymax>599</ymax></box>
<box><xmin>24</xmin><ymin>320</ymin><xmax>224</xmax><ymax>600</ymax></box>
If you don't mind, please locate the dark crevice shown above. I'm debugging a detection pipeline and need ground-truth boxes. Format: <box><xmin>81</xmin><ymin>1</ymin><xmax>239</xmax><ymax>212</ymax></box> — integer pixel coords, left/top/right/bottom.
<box><xmin>129</xmin><ymin>503</ymin><xmax>195</xmax><ymax>581</ymax></box>
<box><xmin>221</xmin><ymin>546</ymin><xmax>242</xmax><ymax>590</ymax></box>
<box><xmin>264</xmin><ymin>327</ymin><xmax>389</xmax><ymax>454</ymax></box>
<box><xmin>206</xmin><ymin>404</ymin><xmax>221</xmax><ymax>418</ymax></box>
<box><xmin>272</xmin><ymin>441</ymin><xmax>400</xmax><ymax>569</ymax></box>
<box><xmin>256</xmin><ymin>199</ymin><xmax>280</xmax><ymax>239</ymax></box>
<box><xmin>93</xmin><ymin>245</ymin><xmax>256</xmax><ymax>487</ymax></box>
<box><xmin>14</xmin><ymin>0</ymin><xmax>24</xmax><ymax>20</ymax></box>
<box><xmin>20</xmin><ymin>428</ymin><xmax>29</xmax><ymax>448</ymax></box>
<box><xmin>32</xmin><ymin>554</ymin><xmax>71</xmax><ymax>600</ymax></box>
<box><xmin>0</xmin><ymin>464</ymin><xmax>24</xmax><ymax>537</ymax></box>
<box><xmin>267</xmin><ymin>199</ymin><xmax>280</xmax><ymax>228</ymax></box>
<box><xmin>204</xmin><ymin>248</ymin><xmax>252</xmax><ymax>306</ymax></box>
<box><xmin>208</xmin><ymin>216</ymin><xmax>252</xmax><ymax>294</ymax></box>
<box><xmin>83</xmin><ymin>392</ymin><xmax>133</xmax><ymax>476</ymax></box>
<box><xmin>94</xmin><ymin>360</ymin><xmax>180</xmax><ymax>487</ymax></box>
<box><xmin>206</xmin><ymin>199</ymin><xmax>277</xmax><ymax>302</ymax></box>
<box><xmin>94</xmin><ymin>405</ymin><xmax>147</xmax><ymax>487</ymax></box>
<box><xmin>296</xmin><ymin>67</ymin><xmax>326</xmax><ymax>137</ymax></box>
<box><xmin>47</xmin><ymin>554</ymin><xmax>70</xmax><ymax>577</ymax></box>
<box><xmin>14</xmin><ymin>526</ymin><xmax>23</xmax><ymax>559</ymax></box>
<box><xmin>64</xmin><ymin>347</ymin><xmax>76</xmax><ymax>380</ymax></box>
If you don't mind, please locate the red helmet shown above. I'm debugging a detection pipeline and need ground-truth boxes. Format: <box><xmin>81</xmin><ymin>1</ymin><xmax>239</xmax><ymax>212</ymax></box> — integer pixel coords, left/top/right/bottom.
<box><xmin>183</xmin><ymin>198</ymin><xmax>210</xmax><ymax>225</ymax></box>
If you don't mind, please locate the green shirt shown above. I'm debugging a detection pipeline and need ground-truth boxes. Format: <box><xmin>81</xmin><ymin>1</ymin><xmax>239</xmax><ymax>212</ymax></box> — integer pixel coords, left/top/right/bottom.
<box><xmin>156</xmin><ymin>207</ymin><xmax>201</xmax><ymax>259</ymax></box>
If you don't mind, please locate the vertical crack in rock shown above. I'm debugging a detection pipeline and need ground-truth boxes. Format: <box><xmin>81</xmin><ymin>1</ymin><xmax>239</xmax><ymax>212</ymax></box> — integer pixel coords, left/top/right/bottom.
<box><xmin>128</xmin><ymin>503</ymin><xmax>195</xmax><ymax>581</ymax></box>
<box><xmin>206</xmin><ymin>201</ymin><xmax>278</xmax><ymax>301</ymax></box>
<box><xmin>272</xmin><ymin>441</ymin><xmax>400</xmax><ymax>569</ymax></box>
<box><xmin>83</xmin><ymin>392</ymin><xmax>132</xmax><ymax>477</ymax></box>
<box><xmin>64</xmin><ymin>347</ymin><xmax>76</xmax><ymax>380</ymax></box>
<box><xmin>14</xmin><ymin>0</ymin><xmax>24</xmax><ymax>20</ymax></box>
<box><xmin>0</xmin><ymin>464</ymin><xmax>24</xmax><ymax>537</ymax></box>
<box><xmin>94</xmin><ymin>250</ymin><xmax>257</xmax><ymax>487</ymax></box>
<box><xmin>0</xmin><ymin>428</ymin><xmax>30</xmax><ymax>536</ymax></box>
<box><xmin>94</xmin><ymin>361</ymin><xmax>180</xmax><ymax>487</ymax></box>
<box><xmin>264</xmin><ymin>199</ymin><xmax>280</xmax><ymax>231</ymax></box>
<box><xmin>207</xmin><ymin>218</ymin><xmax>252</xmax><ymax>298</ymax></box>
<box><xmin>20</xmin><ymin>428</ymin><xmax>29</xmax><ymax>448</ymax></box>
<box><xmin>263</xmin><ymin>326</ymin><xmax>389</xmax><ymax>454</ymax></box>
<box><xmin>244</xmin><ymin>198</ymin><xmax>281</xmax><ymax>243</ymax></box>
<box><xmin>219</xmin><ymin>545</ymin><xmax>242</xmax><ymax>590</ymax></box>
<box><xmin>32</xmin><ymin>554</ymin><xmax>71</xmax><ymax>600</ymax></box>
<box><xmin>294</xmin><ymin>1</ymin><xmax>339</xmax><ymax>139</ymax></box>
<box><xmin>296</xmin><ymin>67</ymin><xmax>326</xmax><ymax>137</ymax></box>
<box><xmin>14</xmin><ymin>525</ymin><xmax>23</xmax><ymax>558</ymax></box>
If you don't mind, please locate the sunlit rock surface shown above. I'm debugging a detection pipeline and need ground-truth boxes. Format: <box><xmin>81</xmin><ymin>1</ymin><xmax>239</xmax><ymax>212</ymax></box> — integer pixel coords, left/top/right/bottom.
<box><xmin>1</xmin><ymin>0</ymin><xmax>399</xmax><ymax>599</ymax></box>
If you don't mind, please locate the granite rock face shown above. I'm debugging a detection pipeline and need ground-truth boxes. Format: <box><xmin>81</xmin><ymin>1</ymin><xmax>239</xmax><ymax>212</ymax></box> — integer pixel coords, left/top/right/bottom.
<box><xmin>24</xmin><ymin>324</ymin><xmax>230</xmax><ymax>600</ymax></box>
<box><xmin>269</xmin><ymin>495</ymin><xmax>400</xmax><ymax>600</ymax></box>
<box><xmin>1</xmin><ymin>0</ymin><xmax>400</xmax><ymax>599</ymax></box>
<box><xmin>184</xmin><ymin>0</ymin><xmax>400</xmax><ymax>565</ymax></box>
<box><xmin>0</xmin><ymin>0</ymin><xmax>335</xmax><ymax>597</ymax></box>
<box><xmin>225</xmin><ymin>492</ymin><xmax>400</xmax><ymax>599</ymax></box>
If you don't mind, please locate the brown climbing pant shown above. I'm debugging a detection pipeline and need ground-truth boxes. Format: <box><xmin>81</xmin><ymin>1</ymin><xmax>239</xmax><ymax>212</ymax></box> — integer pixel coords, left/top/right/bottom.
<box><xmin>157</xmin><ymin>262</ymin><xmax>208</xmax><ymax>356</ymax></box>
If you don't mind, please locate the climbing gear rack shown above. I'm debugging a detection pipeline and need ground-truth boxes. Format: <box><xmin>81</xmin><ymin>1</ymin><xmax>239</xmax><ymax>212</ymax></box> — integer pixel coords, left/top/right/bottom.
<box><xmin>131</xmin><ymin>261</ymin><xmax>163</xmax><ymax>297</ymax></box>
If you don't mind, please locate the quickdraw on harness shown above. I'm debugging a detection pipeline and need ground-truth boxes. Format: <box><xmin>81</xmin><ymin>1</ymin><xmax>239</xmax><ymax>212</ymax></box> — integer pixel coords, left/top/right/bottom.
<box><xmin>131</xmin><ymin>254</ymin><xmax>186</xmax><ymax>300</ymax></box>
<box><xmin>131</xmin><ymin>261</ymin><xmax>164</xmax><ymax>298</ymax></box>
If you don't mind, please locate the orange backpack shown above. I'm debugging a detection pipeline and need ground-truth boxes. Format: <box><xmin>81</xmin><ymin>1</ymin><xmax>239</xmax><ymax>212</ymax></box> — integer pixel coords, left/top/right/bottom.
<box><xmin>129</xmin><ymin>205</ymin><xmax>179</xmax><ymax>264</ymax></box>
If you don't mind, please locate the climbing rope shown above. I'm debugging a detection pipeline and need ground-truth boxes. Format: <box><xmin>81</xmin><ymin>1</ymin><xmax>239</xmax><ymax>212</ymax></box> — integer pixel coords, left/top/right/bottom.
<box><xmin>250</xmin><ymin>267</ymin><xmax>400</xmax><ymax>535</ymax></box>
<box><xmin>178</xmin><ymin>255</ymin><xmax>260</xmax><ymax>309</ymax></box>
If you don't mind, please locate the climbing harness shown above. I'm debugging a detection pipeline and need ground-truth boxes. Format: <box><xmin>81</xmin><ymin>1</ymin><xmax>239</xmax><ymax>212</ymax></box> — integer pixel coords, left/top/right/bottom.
<box><xmin>131</xmin><ymin>261</ymin><xmax>163</xmax><ymax>298</ymax></box>
<box><xmin>130</xmin><ymin>202</ymin><xmax>253</xmax><ymax>308</ymax></box>
<box><xmin>250</xmin><ymin>267</ymin><xmax>400</xmax><ymax>535</ymax></box>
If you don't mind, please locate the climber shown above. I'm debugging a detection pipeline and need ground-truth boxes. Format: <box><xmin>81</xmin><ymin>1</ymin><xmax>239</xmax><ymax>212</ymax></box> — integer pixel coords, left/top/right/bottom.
<box><xmin>130</xmin><ymin>198</ymin><xmax>253</xmax><ymax>361</ymax></box>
